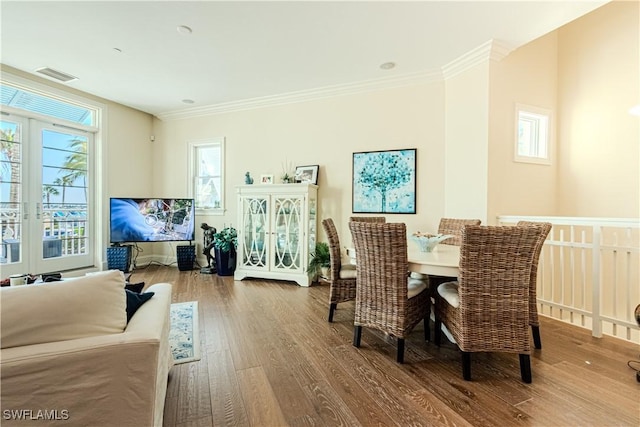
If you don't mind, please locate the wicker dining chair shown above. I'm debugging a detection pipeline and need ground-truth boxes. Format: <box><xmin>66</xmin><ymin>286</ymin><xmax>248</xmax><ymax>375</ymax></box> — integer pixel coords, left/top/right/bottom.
<box><xmin>349</xmin><ymin>221</ymin><xmax>431</xmax><ymax>363</ymax></box>
<box><xmin>434</xmin><ymin>225</ymin><xmax>542</xmax><ymax>382</ymax></box>
<box><xmin>517</xmin><ymin>221</ymin><xmax>552</xmax><ymax>349</ymax></box>
<box><xmin>349</xmin><ymin>216</ymin><xmax>386</xmax><ymax>223</ymax></box>
<box><xmin>428</xmin><ymin>218</ymin><xmax>483</xmax><ymax>333</ymax></box>
<box><xmin>322</xmin><ymin>218</ymin><xmax>357</xmax><ymax>322</ymax></box>
<box><xmin>437</xmin><ymin>218</ymin><xmax>482</xmax><ymax>245</ymax></box>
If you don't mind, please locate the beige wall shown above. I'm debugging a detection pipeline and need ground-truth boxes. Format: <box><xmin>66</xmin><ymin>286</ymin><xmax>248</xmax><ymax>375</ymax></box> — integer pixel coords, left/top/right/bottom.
<box><xmin>556</xmin><ymin>0</ymin><xmax>639</xmax><ymax>217</ymax></box>
<box><xmin>105</xmin><ymin>108</ymin><xmax>155</xmax><ymax>198</ymax></box>
<box><xmin>487</xmin><ymin>31</ymin><xmax>559</xmax><ymax>223</ymax></box>
<box><xmin>152</xmin><ymin>83</ymin><xmax>446</xmax><ymax>248</ymax></box>
<box><xmin>444</xmin><ymin>63</ymin><xmax>490</xmax><ymax>224</ymax></box>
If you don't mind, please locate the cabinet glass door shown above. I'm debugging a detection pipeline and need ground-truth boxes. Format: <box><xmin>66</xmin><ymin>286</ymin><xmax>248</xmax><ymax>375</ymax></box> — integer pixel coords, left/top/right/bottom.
<box><xmin>272</xmin><ymin>196</ymin><xmax>302</xmax><ymax>272</ymax></box>
<box><xmin>308</xmin><ymin>197</ymin><xmax>317</xmax><ymax>256</ymax></box>
<box><xmin>239</xmin><ymin>197</ymin><xmax>268</xmax><ymax>268</ymax></box>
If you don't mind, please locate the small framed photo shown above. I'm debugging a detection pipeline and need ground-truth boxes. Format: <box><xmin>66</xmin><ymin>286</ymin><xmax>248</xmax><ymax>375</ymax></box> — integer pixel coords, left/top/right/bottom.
<box><xmin>260</xmin><ymin>174</ymin><xmax>274</xmax><ymax>184</ymax></box>
<box><xmin>294</xmin><ymin>165</ymin><xmax>319</xmax><ymax>185</ymax></box>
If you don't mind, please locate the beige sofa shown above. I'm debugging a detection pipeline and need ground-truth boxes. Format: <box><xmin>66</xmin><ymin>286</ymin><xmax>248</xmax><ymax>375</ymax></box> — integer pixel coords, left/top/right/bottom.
<box><xmin>1</xmin><ymin>270</ymin><xmax>173</xmax><ymax>426</ymax></box>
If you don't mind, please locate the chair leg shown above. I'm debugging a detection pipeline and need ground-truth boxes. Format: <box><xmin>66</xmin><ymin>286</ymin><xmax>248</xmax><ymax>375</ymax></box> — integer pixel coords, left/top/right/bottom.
<box><xmin>328</xmin><ymin>303</ymin><xmax>337</xmax><ymax>322</ymax></box>
<box><xmin>397</xmin><ymin>338</ymin><xmax>405</xmax><ymax>364</ymax></box>
<box><xmin>519</xmin><ymin>354</ymin><xmax>532</xmax><ymax>383</ymax></box>
<box><xmin>434</xmin><ymin>319</ymin><xmax>442</xmax><ymax>346</ymax></box>
<box><xmin>424</xmin><ymin>317</ymin><xmax>431</xmax><ymax>342</ymax></box>
<box><xmin>462</xmin><ymin>352</ymin><xmax>471</xmax><ymax>381</ymax></box>
<box><xmin>532</xmin><ymin>325</ymin><xmax>542</xmax><ymax>349</ymax></box>
<box><xmin>353</xmin><ymin>325</ymin><xmax>362</xmax><ymax>347</ymax></box>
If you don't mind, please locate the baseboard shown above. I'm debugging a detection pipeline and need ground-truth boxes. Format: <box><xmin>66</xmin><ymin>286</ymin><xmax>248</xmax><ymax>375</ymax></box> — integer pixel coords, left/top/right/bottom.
<box><xmin>99</xmin><ymin>253</ymin><xmax>208</xmax><ymax>271</ymax></box>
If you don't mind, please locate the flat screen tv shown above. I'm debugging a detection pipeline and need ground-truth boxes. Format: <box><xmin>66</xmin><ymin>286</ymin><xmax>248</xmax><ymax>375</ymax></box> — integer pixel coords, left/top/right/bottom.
<box><xmin>110</xmin><ymin>198</ymin><xmax>195</xmax><ymax>244</ymax></box>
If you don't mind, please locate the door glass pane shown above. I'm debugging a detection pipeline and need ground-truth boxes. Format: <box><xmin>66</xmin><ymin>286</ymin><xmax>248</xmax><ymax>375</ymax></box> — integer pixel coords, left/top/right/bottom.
<box><xmin>0</xmin><ymin>120</ymin><xmax>23</xmax><ymax>264</ymax></box>
<box><xmin>273</xmin><ymin>197</ymin><xmax>301</xmax><ymax>270</ymax></box>
<box><xmin>240</xmin><ymin>197</ymin><xmax>267</xmax><ymax>267</ymax></box>
<box><xmin>41</xmin><ymin>129</ymin><xmax>88</xmax><ymax>259</ymax></box>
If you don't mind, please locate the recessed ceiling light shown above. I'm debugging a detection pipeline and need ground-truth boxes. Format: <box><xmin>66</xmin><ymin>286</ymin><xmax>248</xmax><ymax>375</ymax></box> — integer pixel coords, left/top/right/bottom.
<box><xmin>380</xmin><ymin>62</ymin><xmax>396</xmax><ymax>70</ymax></box>
<box><xmin>629</xmin><ymin>104</ymin><xmax>640</xmax><ymax>116</ymax></box>
<box><xmin>182</xmin><ymin>99</ymin><xmax>195</xmax><ymax>104</ymax></box>
<box><xmin>177</xmin><ymin>25</ymin><xmax>193</xmax><ymax>35</ymax></box>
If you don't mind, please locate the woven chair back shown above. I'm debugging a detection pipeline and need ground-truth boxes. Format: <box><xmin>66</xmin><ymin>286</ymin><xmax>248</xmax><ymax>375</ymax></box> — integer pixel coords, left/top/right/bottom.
<box><xmin>437</xmin><ymin>218</ymin><xmax>482</xmax><ymax>245</ymax></box>
<box><xmin>348</xmin><ymin>222</ymin><xmax>413</xmax><ymax>337</ymax></box>
<box><xmin>517</xmin><ymin>221</ymin><xmax>552</xmax><ymax>327</ymax></box>
<box><xmin>321</xmin><ymin>218</ymin><xmax>343</xmax><ymax>282</ymax></box>
<box><xmin>349</xmin><ymin>216</ymin><xmax>386</xmax><ymax>223</ymax></box>
<box><xmin>454</xmin><ymin>225</ymin><xmax>542</xmax><ymax>352</ymax></box>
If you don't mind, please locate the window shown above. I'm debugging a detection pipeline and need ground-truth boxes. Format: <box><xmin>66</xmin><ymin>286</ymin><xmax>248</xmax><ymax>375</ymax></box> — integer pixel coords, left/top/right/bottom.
<box><xmin>515</xmin><ymin>104</ymin><xmax>552</xmax><ymax>165</ymax></box>
<box><xmin>189</xmin><ymin>138</ymin><xmax>225</xmax><ymax>213</ymax></box>
<box><xmin>2</xmin><ymin>85</ymin><xmax>94</xmax><ymax>126</ymax></box>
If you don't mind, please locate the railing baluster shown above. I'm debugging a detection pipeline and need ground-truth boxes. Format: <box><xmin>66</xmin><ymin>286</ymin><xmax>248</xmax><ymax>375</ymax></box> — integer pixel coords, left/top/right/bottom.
<box><xmin>591</xmin><ymin>224</ymin><xmax>602</xmax><ymax>337</ymax></box>
<box><xmin>625</xmin><ymin>227</ymin><xmax>632</xmax><ymax>341</ymax></box>
<box><xmin>581</xmin><ymin>229</ymin><xmax>587</xmax><ymax>327</ymax></box>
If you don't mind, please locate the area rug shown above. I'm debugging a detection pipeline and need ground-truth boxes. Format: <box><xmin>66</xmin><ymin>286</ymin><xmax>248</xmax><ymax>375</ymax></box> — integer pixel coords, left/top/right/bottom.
<box><xmin>169</xmin><ymin>301</ymin><xmax>201</xmax><ymax>364</ymax></box>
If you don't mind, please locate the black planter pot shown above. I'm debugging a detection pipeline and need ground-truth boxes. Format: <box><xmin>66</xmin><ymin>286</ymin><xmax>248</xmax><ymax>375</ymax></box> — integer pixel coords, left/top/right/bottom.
<box><xmin>214</xmin><ymin>246</ymin><xmax>236</xmax><ymax>276</ymax></box>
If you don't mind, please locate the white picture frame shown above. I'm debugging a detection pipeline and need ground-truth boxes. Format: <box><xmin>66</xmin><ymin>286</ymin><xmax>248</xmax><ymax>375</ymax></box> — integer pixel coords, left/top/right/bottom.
<box><xmin>294</xmin><ymin>165</ymin><xmax>319</xmax><ymax>184</ymax></box>
<box><xmin>260</xmin><ymin>174</ymin><xmax>274</xmax><ymax>184</ymax></box>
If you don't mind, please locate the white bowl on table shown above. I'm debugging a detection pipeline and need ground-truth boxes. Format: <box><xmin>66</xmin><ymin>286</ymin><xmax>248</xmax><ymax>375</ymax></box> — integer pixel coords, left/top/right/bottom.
<box><xmin>410</xmin><ymin>233</ymin><xmax>453</xmax><ymax>252</ymax></box>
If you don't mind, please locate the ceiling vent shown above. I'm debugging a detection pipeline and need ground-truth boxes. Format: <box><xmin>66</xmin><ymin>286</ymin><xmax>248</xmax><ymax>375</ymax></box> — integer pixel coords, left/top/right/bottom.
<box><xmin>35</xmin><ymin>67</ymin><xmax>78</xmax><ymax>83</ymax></box>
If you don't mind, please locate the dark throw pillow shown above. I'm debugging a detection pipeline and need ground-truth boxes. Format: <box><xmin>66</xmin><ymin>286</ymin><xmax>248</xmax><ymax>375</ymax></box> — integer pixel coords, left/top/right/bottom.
<box><xmin>125</xmin><ymin>289</ymin><xmax>154</xmax><ymax>322</ymax></box>
<box><xmin>124</xmin><ymin>281</ymin><xmax>145</xmax><ymax>293</ymax></box>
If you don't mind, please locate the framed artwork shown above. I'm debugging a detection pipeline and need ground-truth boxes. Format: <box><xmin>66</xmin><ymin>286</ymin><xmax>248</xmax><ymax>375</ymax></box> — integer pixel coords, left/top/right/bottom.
<box><xmin>260</xmin><ymin>174</ymin><xmax>274</xmax><ymax>184</ymax></box>
<box><xmin>294</xmin><ymin>165</ymin><xmax>319</xmax><ymax>185</ymax></box>
<box><xmin>352</xmin><ymin>148</ymin><xmax>416</xmax><ymax>214</ymax></box>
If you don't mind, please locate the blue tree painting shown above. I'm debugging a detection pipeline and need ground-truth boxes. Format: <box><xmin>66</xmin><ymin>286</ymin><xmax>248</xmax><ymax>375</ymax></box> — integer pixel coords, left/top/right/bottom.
<box><xmin>352</xmin><ymin>149</ymin><xmax>416</xmax><ymax>213</ymax></box>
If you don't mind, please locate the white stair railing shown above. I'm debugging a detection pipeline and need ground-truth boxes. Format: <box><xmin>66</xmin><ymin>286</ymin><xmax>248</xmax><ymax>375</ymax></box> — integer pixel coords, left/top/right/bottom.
<box><xmin>498</xmin><ymin>216</ymin><xmax>639</xmax><ymax>343</ymax></box>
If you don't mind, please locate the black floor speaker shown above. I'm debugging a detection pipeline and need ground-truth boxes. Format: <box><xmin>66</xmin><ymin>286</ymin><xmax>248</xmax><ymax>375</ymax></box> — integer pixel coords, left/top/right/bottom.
<box><xmin>177</xmin><ymin>245</ymin><xmax>195</xmax><ymax>271</ymax></box>
<box><xmin>107</xmin><ymin>246</ymin><xmax>131</xmax><ymax>272</ymax></box>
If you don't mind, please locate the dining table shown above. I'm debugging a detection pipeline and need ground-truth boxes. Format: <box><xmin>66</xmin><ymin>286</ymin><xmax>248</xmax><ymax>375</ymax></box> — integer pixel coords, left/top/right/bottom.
<box><xmin>345</xmin><ymin>243</ymin><xmax>461</xmax><ymax>277</ymax></box>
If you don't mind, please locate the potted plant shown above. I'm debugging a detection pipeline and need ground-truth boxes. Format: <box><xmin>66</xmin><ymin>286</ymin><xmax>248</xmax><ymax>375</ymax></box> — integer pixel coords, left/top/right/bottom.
<box><xmin>308</xmin><ymin>241</ymin><xmax>331</xmax><ymax>280</ymax></box>
<box><xmin>213</xmin><ymin>226</ymin><xmax>238</xmax><ymax>276</ymax></box>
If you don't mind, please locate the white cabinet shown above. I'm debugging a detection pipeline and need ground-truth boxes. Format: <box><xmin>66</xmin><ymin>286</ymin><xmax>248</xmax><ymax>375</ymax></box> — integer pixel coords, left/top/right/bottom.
<box><xmin>234</xmin><ymin>184</ymin><xmax>318</xmax><ymax>286</ymax></box>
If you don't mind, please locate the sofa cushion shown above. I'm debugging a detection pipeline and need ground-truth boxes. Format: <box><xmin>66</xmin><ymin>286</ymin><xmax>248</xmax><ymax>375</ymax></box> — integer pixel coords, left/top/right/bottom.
<box><xmin>126</xmin><ymin>289</ymin><xmax>154</xmax><ymax>322</ymax></box>
<box><xmin>437</xmin><ymin>281</ymin><xmax>460</xmax><ymax>308</ymax></box>
<box><xmin>1</xmin><ymin>270</ymin><xmax>127</xmax><ymax>349</ymax></box>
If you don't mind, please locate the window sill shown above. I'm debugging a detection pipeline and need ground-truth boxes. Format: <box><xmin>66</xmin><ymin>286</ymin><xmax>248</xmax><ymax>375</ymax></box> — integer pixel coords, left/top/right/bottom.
<box><xmin>514</xmin><ymin>156</ymin><xmax>551</xmax><ymax>166</ymax></box>
<box><xmin>196</xmin><ymin>208</ymin><xmax>225</xmax><ymax>216</ymax></box>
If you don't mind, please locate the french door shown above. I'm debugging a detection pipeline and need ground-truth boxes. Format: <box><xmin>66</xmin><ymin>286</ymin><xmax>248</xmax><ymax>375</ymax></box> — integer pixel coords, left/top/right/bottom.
<box><xmin>1</xmin><ymin>115</ymin><xmax>94</xmax><ymax>276</ymax></box>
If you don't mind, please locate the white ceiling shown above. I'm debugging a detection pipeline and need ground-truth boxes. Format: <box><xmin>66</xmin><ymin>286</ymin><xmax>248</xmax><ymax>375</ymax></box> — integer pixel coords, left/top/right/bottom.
<box><xmin>0</xmin><ymin>1</ymin><xmax>608</xmax><ymax>118</ymax></box>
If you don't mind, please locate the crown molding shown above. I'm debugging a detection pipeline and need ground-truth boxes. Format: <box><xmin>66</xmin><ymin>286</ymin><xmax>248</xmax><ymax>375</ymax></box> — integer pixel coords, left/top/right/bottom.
<box><xmin>441</xmin><ymin>39</ymin><xmax>514</xmax><ymax>80</ymax></box>
<box><xmin>157</xmin><ymin>39</ymin><xmax>515</xmax><ymax>121</ymax></box>
<box><xmin>157</xmin><ymin>69</ymin><xmax>442</xmax><ymax>121</ymax></box>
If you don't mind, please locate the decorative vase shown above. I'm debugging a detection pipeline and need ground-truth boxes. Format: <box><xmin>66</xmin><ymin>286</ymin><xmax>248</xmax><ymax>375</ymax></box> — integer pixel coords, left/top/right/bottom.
<box><xmin>244</xmin><ymin>172</ymin><xmax>254</xmax><ymax>184</ymax></box>
<box><xmin>214</xmin><ymin>246</ymin><xmax>237</xmax><ymax>276</ymax></box>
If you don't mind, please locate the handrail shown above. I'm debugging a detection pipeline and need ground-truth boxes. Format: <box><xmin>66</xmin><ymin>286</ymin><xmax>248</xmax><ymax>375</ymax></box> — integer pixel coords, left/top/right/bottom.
<box><xmin>498</xmin><ymin>215</ymin><xmax>639</xmax><ymax>343</ymax></box>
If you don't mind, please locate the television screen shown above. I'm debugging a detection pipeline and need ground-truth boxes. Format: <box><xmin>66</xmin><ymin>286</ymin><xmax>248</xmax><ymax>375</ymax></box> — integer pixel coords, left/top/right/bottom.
<box><xmin>110</xmin><ymin>198</ymin><xmax>195</xmax><ymax>243</ymax></box>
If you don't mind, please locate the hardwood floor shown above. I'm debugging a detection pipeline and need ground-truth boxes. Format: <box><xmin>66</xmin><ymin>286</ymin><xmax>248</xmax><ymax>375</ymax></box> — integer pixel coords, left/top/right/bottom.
<box><xmin>129</xmin><ymin>266</ymin><xmax>640</xmax><ymax>427</ymax></box>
